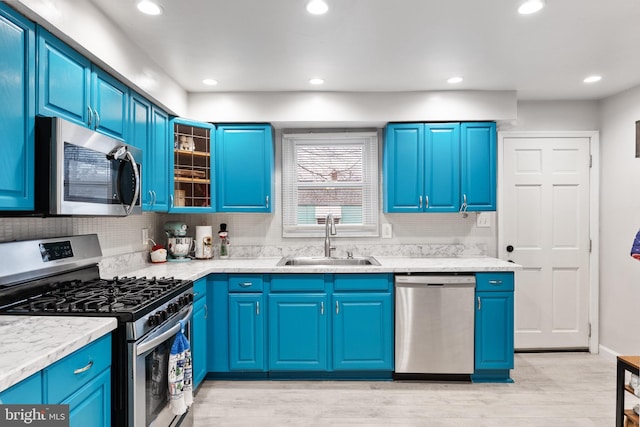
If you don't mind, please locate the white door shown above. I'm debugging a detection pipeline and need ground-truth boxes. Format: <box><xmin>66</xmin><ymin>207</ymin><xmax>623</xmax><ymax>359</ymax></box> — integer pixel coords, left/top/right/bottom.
<box><xmin>501</xmin><ymin>135</ymin><xmax>591</xmax><ymax>350</ymax></box>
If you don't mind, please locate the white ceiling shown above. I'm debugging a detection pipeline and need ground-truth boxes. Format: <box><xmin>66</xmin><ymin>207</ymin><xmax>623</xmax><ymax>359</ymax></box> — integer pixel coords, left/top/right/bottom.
<box><xmin>89</xmin><ymin>0</ymin><xmax>640</xmax><ymax>100</ymax></box>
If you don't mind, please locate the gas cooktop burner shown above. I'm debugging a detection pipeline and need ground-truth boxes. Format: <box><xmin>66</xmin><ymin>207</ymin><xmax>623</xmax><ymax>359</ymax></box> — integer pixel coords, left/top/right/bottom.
<box><xmin>1</xmin><ymin>276</ymin><xmax>192</xmax><ymax>318</ymax></box>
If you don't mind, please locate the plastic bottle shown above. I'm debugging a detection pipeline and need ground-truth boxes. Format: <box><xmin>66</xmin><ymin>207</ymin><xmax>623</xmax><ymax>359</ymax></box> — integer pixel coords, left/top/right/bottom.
<box><xmin>218</xmin><ymin>223</ymin><xmax>229</xmax><ymax>258</ymax></box>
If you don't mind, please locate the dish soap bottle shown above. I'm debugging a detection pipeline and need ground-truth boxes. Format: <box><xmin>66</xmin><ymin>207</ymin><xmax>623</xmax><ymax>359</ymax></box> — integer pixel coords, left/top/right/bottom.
<box><xmin>218</xmin><ymin>223</ymin><xmax>230</xmax><ymax>259</ymax></box>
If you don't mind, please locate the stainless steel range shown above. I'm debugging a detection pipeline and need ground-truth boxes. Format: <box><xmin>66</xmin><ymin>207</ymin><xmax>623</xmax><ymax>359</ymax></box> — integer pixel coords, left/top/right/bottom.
<box><xmin>0</xmin><ymin>234</ymin><xmax>194</xmax><ymax>427</ymax></box>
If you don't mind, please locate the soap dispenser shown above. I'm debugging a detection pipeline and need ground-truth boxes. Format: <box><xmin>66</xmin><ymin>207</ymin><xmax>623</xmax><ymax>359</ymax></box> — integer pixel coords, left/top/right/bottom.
<box><xmin>218</xmin><ymin>223</ymin><xmax>230</xmax><ymax>259</ymax></box>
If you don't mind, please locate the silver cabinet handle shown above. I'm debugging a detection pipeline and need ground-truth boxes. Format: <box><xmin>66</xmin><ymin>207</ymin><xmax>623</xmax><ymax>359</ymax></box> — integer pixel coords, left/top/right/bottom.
<box><xmin>87</xmin><ymin>106</ymin><xmax>93</xmax><ymax>127</ymax></box>
<box><xmin>148</xmin><ymin>190</ymin><xmax>153</xmax><ymax>205</ymax></box>
<box><xmin>152</xmin><ymin>190</ymin><xmax>157</xmax><ymax>206</ymax></box>
<box><xmin>204</xmin><ymin>303</ymin><xmax>208</xmax><ymax>319</ymax></box>
<box><xmin>419</xmin><ymin>195</ymin><xmax>422</xmax><ymax>208</ymax></box>
<box><xmin>488</xmin><ymin>280</ymin><xmax>503</xmax><ymax>285</ymax></box>
<box><xmin>94</xmin><ymin>110</ymin><xmax>100</xmax><ymax>129</ymax></box>
<box><xmin>239</xmin><ymin>282</ymin><xmax>253</xmax><ymax>288</ymax></box>
<box><xmin>74</xmin><ymin>360</ymin><xmax>94</xmax><ymax>375</ymax></box>
<box><xmin>320</xmin><ymin>301</ymin><xmax>324</xmax><ymax>315</ymax></box>
<box><xmin>335</xmin><ymin>301</ymin><xmax>339</xmax><ymax>315</ymax></box>
<box><xmin>266</xmin><ymin>195</ymin><xmax>269</xmax><ymax>209</ymax></box>
<box><xmin>477</xmin><ymin>296</ymin><xmax>481</xmax><ymax>310</ymax></box>
<box><xmin>170</xmin><ymin>194</ymin><xmax>174</xmax><ymax>209</ymax></box>
<box><xmin>256</xmin><ymin>301</ymin><xmax>260</xmax><ymax>315</ymax></box>
<box><xmin>425</xmin><ymin>195</ymin><xmax>429</xmax><ymax>208</ymax></box>
<box><xmin>459</xmin><ymin>193</ymin><xmax>468</xmax><ymax>213</ymax></box>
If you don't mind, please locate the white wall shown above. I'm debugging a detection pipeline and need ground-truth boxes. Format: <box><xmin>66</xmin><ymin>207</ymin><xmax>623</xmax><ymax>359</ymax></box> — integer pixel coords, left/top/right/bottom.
<box><xmin>599</xmin><ymin>86</ymin><xmax>640</xmax><ymax>355</ymax></box>
<box><xmin>502</xmin><ymin>100</ymin><xmax>600</xmax><ymax>131</ymax></box>
<box><xmin>12</xmin><ymin>0</ymin><xmax>187</xmax><ymax>116</ymax></box>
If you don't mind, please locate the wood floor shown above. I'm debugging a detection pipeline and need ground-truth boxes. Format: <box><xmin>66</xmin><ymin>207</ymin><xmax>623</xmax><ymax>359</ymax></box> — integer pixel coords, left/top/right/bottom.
<box><xmin>191</xmin><ymin>352</ymin><xmax>621</xmax><ymax>426</ymax></box>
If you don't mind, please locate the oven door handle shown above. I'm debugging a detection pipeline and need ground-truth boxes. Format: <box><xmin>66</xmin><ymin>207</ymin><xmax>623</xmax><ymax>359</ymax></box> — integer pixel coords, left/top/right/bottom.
<box><xmin>136</xmin><ymin>306</ymin><xmax>193</xmax><ymax>357</ymax></box>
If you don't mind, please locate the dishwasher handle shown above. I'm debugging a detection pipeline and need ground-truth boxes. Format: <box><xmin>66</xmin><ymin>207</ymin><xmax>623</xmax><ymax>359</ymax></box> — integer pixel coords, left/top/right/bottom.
<box><xmin>394</xmin><ymin>275</ymin><xmax>476</xmax><ymax>286</ymax></box>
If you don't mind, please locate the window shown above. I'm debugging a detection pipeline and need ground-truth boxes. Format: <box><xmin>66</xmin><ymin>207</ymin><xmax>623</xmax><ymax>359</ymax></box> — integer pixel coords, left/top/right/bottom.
<box><xmin>282</xmin><ymin>132</ymin><xmax>379</xmax><ymax>237</ymax></box>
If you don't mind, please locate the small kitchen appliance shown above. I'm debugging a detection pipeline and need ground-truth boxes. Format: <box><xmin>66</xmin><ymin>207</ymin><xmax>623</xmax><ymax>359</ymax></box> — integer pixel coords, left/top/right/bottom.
<box><xmin>164</xmin><ymin>221</ymin><xmax>193</xmax><ymax>262</ymax></box>
<box><xmin>218</xmin><ymin>223</ymin><xmax>229</xmax><ymax>258</ymax></box>
<box><xmin>0</xmin><ymin>234</ymin><xmax>194</xmax><ymax>427</ymax></box>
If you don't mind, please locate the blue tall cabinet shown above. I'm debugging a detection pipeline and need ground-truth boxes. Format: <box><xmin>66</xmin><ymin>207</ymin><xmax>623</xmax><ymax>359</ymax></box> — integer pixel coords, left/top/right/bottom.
<box><xmin>384</xmin><ymin>122</ymin><xmax>496</xmax><ymax>213</ymax></box>
<box><xmin>0</xmin><ymin>3</ymin><xmax>35</xmax><ymax>211</ymax></box>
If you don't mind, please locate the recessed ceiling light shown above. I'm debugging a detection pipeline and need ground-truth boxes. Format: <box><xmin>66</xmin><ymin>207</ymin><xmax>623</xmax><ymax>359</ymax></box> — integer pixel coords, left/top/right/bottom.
<box><xmin>306</xmin><ymin>0</ymin><xmax>328</xmax><ymax>15</ymax></box>
<box><xmin>447</xmin><ymin>76</ymin><xmax>464</xmax><ymax>84</ymax></box>
<box><xmin>202</xmin><ymin>79</ymin><xmax>218</xmax><ymax>86</ymax></box>
<box><xmin>583</xmin><ymin>75</ymin><xmax>602</xmax><ymax>83</ymax></box>
<box><xmin>309</xmin><ymin>78</ymin><xmax>324</xmax><ymax>85</ymax></box>
<box><xmin>137</xmin><ymin>0</ymin><xmax>163</xmax><ymax>15</ymax></box>
<box><xmin>518</xmin><ymin>0</ymin><xmax>545</xmax><ymax>15</ymax></box>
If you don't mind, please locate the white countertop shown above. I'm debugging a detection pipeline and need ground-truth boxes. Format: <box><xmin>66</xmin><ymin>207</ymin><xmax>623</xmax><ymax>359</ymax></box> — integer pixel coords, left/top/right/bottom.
<box><xmin>0</xmin><ymin>316</ymin><xmax>117</xmax><ymax>393</ymax></box>
<box><xmin>125</xmin><ymin>256</ymin><xmax>519</xmax><ymax>281</ymax></box>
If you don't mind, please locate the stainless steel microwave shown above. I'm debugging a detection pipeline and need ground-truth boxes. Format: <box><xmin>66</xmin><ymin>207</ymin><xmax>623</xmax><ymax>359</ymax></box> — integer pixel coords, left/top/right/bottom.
<box><xmin>33</xmin><ymin>116</ymin><xmax>142</xmax><ymax>216</ymax></box>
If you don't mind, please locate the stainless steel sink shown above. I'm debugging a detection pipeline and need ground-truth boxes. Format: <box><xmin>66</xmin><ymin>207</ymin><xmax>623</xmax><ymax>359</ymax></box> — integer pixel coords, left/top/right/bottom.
<box><xmin>276</xmin><ymin>256</ymin><xmax>380</xmax><ymax>266</ymax></box>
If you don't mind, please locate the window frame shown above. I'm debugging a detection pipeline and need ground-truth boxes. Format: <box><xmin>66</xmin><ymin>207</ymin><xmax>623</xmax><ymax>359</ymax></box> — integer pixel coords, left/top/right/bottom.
<box><xmin>281</xmin><ymin>131</ymin><xmax>379</xmax><ymax>238</ymax></box>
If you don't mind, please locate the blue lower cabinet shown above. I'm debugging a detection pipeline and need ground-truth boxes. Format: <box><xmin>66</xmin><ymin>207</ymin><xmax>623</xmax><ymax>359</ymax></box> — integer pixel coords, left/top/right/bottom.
<box><xmin>268</xmin><ymin>294</ymin><xmax>328</xmax><ymax>371</ymax></box>
<box><xmin>332</xmin><ymin>293</ymin><xmax>393</xmax><ymax>371</ymax></box>
<box><xmin>473</xmin><ymin>272</ymin><xmax>515</xmax><ymax>383</ymax></box>
<box><xmin>229</xmin><ymin>293</ymin><xmax>266</xmax><ymax>371</ymax></box>
<box><xmin>0</xmin><ymin>372</ymin><xmax>42</xmax><ymax>404</ymax></box>
<box><xmin>62</xmin><ymin>368</ymin><xmax>110</xmax><ymax>427</ymax></box>
<box><xmin>192</xmin><ymin>294</ymin><xmax>208</xmax><ymax>387</ymax></box>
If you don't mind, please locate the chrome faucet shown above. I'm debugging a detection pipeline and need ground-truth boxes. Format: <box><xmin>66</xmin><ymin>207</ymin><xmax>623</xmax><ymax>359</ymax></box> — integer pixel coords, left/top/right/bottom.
<box><xmin>324</xmin><ymin>213</ymin><xmax>336</xmax><ymax>257</ymax></box>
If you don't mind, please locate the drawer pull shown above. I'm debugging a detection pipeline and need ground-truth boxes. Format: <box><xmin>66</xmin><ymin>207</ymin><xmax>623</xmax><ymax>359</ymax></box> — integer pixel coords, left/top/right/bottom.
<box><xmin>477</xmin><ymin>296</ymin><xmax>481</xmax><ymax>310</ymax></box>
<box><xmin>74</xmin><ymin>360</ymin><xmax>94</xmax><ymax>375</ymax></box>
<box><xmin>256</xmin><ymin>301</ymin><xmax>260</xmax><ymax>315</ymax></box>
<box><xmin>488</xmin><ymin>280</ymin><xmax>503</xmax><ymax>285</ymax></box>
<box><xmin>336</xmin><ymin>301</ymin><xmax>339</xmax><ymax>315</ymax></box>
<box><xmin>239</xmin><ymin>282</ymin><xmax>253</xmax><ymax>287</ymax></box>
<box><xmin>320</xmin><ymin>301</ymin><xmax>324</xmax><ymax>315</ymax></box>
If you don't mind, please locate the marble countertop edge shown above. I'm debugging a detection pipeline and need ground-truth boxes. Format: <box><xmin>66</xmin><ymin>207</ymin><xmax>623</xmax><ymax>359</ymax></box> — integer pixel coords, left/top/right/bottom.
<box><xmin>0</xmin><ymin>316</ymin><xmax>117</xmax><ymax>394</ymax></box>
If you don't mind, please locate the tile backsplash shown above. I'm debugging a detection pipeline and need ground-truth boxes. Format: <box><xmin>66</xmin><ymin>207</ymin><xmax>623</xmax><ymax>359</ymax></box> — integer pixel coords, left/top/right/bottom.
<box><xmin>1</xmin><ymin>210</ymin><xmax>497</xmax><ymax>275</ymax></box>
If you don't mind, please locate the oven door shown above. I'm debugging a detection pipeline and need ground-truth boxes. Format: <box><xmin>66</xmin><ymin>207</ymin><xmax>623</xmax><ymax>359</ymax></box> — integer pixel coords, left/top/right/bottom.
<box><xmin>130</xmin><ymin>305</ymin><xmax>193</xmax><ymax>427</ymax></box>
<box><xmin>48</xmin><ymin>116</ymin><xmax>142</xmax><ymax>216</ymax></box>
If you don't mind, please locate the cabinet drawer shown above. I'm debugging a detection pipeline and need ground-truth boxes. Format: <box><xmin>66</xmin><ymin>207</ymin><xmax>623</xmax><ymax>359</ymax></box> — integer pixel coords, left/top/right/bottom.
<box><xmin>475</xmin><ymin>272</ymin><xmax>514</xmax><ymax>292</ymax></box>
<box><xmin>334</xmin><ymin>274</ymin><xmax>391</xmax><ymax>291</ymax></box>
<box><xmin>194</xmin><ymin>277</ymin><xmax>207</xmax><ymax>300</ymax></box>
<box><xmin>270</xmin><ymin>274</ymin><xmax>325</xmax><ymax>292</ymax></box>
<box><xmin>44</xmin><ymin>334</ymin><xmax>111</xmax><ymax>404</ymax></box>
<box><xmin>228</xmin><ymin>275</ymin><xmax>264</xmax><ymax>292</ymax></box>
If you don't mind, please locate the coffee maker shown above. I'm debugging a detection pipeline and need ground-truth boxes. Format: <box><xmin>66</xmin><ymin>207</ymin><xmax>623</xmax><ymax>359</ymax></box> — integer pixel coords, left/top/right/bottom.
<box><xmin>163</xmin><ymin>221</ymin><xmax>193</xmax><ymax>262</ymax></box>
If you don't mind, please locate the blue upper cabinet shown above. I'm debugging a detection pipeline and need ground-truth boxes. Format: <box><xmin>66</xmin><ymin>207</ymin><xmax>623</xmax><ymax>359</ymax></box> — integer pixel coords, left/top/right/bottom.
<box><xmin>383</xmin><ymin>123</ymin><xmax>424</xmax><ymax>212</ymax></box>
<box><xmin>91</xmin><ymin>68</ymin><xmax>128</xmax><ymax>140</ymax></box>
<box><xmin>424</xmin><ymin>123</ymin><xmax>460</xmax><ymax>212</ymax></box>
<box><xmin>0</xmin><ymin>4</ymin><xmax>35</xmax><ymax>211</ymax></box>
<box><xmin>130</xmin><ymin>93</ymin><xmax>169</xmax><ymax>212</ymax></box>
<box><xmin>216</xmin><ymin>124</ymin><xmax>274</xmax><ymax>212</ymax></box>
<box><xmin>461</xmin><ymin>122</ymin><xmax>497</xmax><ymax>211</ymax></box>
<box><xmin>37</xmin><ymin>28</ymin><xmax>127</xmax><ymax>141</ymax></box>
<box><xmin>170</xmin><ymin>118</ymin><xmax>216</xmax><ymax>213</ymax></box>
<box><xmin>384</xmin><ymin>122</ymin><xmax>496</xmax><ymax>213</ymax></box>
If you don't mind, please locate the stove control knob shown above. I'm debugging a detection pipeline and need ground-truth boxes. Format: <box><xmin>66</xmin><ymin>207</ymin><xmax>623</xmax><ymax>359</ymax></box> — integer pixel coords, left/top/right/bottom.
<box><xmin>158</xmin><ymin>310</ymin><xmax>167</xmax><ymax>322</ymax></box>
<box><xmin>187</xmin><ymin>293</ymin><xmax>194</xmax><ymax>303</ymax></box>
<box><xmin>166</xmin><ymin>304</ymin><xmax>175</xmax><ymax>315</ymax></box>
<box><xmin>148</xmin><ymin>314</ymin><xmax>160</xmax><ymax>327</ymax></box>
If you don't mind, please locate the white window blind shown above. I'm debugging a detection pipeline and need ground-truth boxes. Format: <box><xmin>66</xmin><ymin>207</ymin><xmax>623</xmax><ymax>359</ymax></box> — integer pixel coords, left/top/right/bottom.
<box><xmin>282</xmin><ymin>132</ymin><xmax>379</xmax><ymax>237</ymax></box>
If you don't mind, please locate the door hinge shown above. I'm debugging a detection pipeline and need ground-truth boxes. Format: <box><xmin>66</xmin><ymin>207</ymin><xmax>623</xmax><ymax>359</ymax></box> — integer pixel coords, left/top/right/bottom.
<box><xmin>588</xmin><ymin>323</ymin><xmax>592</xmax><ymax>338</ymax></box>
<box><xmin>589</xmin><ymin>155</ymin><xmax>593</xmax><ymax>168</ymax></box>
<box><xmin>589</xmin><ymin>239</ymin><xmax>592</xmax><ymax>253</ymax></box>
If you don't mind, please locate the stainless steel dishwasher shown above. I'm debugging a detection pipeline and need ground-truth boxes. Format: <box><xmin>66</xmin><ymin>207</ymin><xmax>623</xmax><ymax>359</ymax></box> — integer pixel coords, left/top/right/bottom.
<box><xmin>394</xmin><ymin>274</ymin><xmax>476</xmax><ymax>376</ymax></box>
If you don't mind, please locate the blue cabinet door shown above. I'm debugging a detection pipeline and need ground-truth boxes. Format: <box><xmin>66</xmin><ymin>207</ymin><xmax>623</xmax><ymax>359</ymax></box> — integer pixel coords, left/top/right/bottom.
<box><xmin>37</xmin><ymin>27</ymin><xmax>91</xmax><ymax>126</ymax></box>
<box><xmin>229</xmin><ymin>294</ymin><xmax>266</xmax><ymax>371</ymax></box>
<box><xmin>192</xmin><ymin>295</ymin><xmax>208</xmax><ymax>387</ymax></box>
<box><xmin>91</xmin><ymin>68</ymin><xmax>127</xmax><ymax>140</ymax></box>
<box><xmin>0</xmin><ymin>4</ymin><xmax>35</xmax><ymax>211</ymax></box>
<box><xmin>461</xmin><ymin>122</ymin><xmax>496</xmax><ymax>211</ymax></box>
<box><xmin>216</xmin><ymin>125</ymin><xmax>273</xmax><ymax>212</ymax></box>
<box><xmin>423</xmin><ymin>123</ymin><xmax>460</xmax><ymax>212</ymax></box>
<box><xmin>129</xmin><ymin>93</ymin><xmax>150</xmax><ymax>151</ymax></box>
<box><xmin>0</xmin><ymin>372</ymin><xmax>42</xmax><ymax>404</ymax></box>
<box><xmin>62</xmin><ymin>368</ymin><xmax>110</xmax><ymax>427</ymax></box>
<box><xmin>332</xmin><ymin>293</ymin><xmax>393</xmax><ymax>371</ymax></box>
<box><xmin>268</xmin><ymin>294</ymin><xmax>328</xmax><ymax>371</ymax></box>
<box><xmin>475</xmin><ymin>291</ymin><xmax>514</xmax><ymax>371</ymax></box>
<box><xmin>383</xmin><ymin>123</ymin><xmax>424</xmax><ymax>212</ymax></box>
